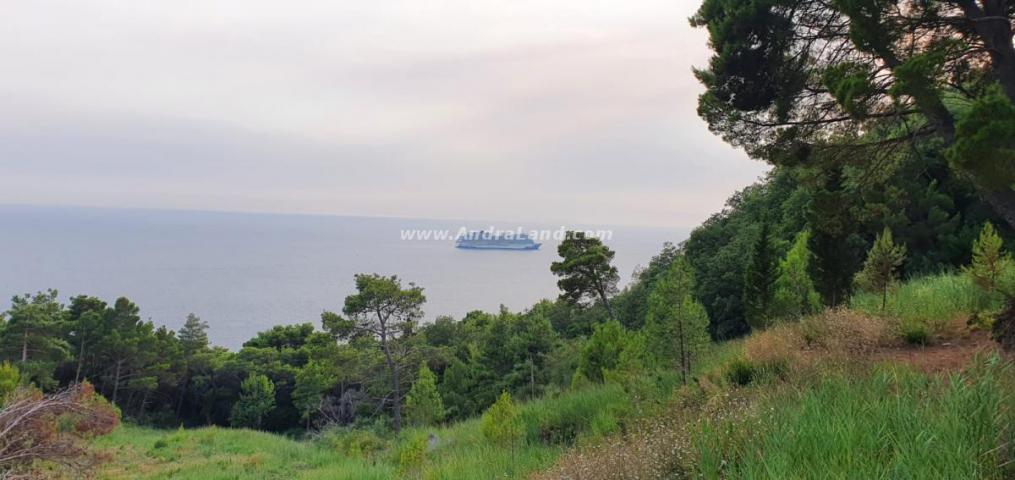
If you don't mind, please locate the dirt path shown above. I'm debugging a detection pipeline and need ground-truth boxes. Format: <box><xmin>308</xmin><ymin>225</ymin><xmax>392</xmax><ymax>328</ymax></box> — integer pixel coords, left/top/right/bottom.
<box><xmin>871</xmin><ymin>326</ymin><xmax>1000</xmax><ymax>374</ymax></box>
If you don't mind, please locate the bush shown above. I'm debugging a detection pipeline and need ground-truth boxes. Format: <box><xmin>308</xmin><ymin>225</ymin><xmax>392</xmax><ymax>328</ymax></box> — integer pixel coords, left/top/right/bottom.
<box><xmin>521</xmin><ymin>384</ymin><xmax>628</xmax><ymax>446</ymax></box>
<box><xmin>396</xmin><ymin>433</ymin><xmax>428</xmax><ymax>476</ymax></box>
<box><xmin>900</xmin><ymin>322</ymin><xmax>930</xmax><ymax>346</ymax></box>
<box><xmin>725</xmin><ymin>357</ymin><xmax>757</xmax><ymax>386</ymax></box>
<box><xmin>480</xmin><ymin>392</ymin><xmax>522</xmax><ymax>447</ymax></box>
<box><xmin>318</xmin><ymin>426</ymin><xmax>387</xmax><ymax>460</ymax></box>
<box><xmin>0</xmin><ymin>362</ymin><xmax>20</xmax><ymax>403</ymax></box>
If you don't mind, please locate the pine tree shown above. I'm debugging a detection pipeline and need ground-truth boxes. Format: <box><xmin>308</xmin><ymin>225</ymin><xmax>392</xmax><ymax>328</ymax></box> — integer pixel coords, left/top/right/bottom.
<box><xmin>178</xmin><ymin>313</ymin><xmax>210</xmax><ymax>354</ymax></box>
<box><xmin>645</xmin><ymin>256</ymin><xmax>711</xmax><ymax>384</ymax></box>
<box><xmin>550</xmin><ymin>231</ymin><xmax>620</xmax><ymax>320</ymax></box>
<box><xmin>405</xmin><ymin>363</ymin><xmax>445</xmax><ymax>426</ymax></box>
<box><xmin>480</xmin><ymin>391</ymin><xmax>523</xmax><ymax>473</ymax></box>
<box><xmin>743</xmin><ymin>223</ymin><xmax>779</xmax><ymax>329</ymax></box>
<box><xmin>964</xmin><ymin>222</ymin><xmax>1012</xmax><ymax>295</ymax></box>
<box><xmin>480</xmin><ymin>391</ymin><xmax>521</xmax><ymax>445</ymax></box>
<box><xmin>229</xmin><ymin>374</ymin><xmax>276</xmax><ymax>429</ymax></box>
<box><xmin>855</xmin><ymin>227</ymin><xmax>908</xmax><ymax>311</ymax></box>
<box><xmin>773</xmin><ymin>230</ymin><xmax>822</xmax><ymax>319</ymax></box>
<box><xmin>0</xmin><ymin>290</ymin><xmax>69</xmax><ymax>389</ymax></box>
<box><xmin>577</xmin><ymin>320</ymin><xmax>627</xmax><ymax>383</ymax></box>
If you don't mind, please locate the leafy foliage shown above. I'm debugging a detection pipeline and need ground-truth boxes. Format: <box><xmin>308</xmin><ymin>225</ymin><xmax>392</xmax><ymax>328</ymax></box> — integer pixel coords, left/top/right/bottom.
<box><xmin>551</xmin><ymin>232</ymin><xmax>620</xmax><ymax>319</ymax></box>
<box><xmin>480</xmin><ymin>391</ymin><xmax>522</xmax><ymax>448</ymax></box>
<box><xmin>772</xmin><ymin>230</ymin><xmax>822</xmax><ymax>319</ymax></box>
<box><xmin>405</xmin><ymin>363</ymin><xmax>444</xmax><ymax>427</ymax></box>
<box><xmin>644</xmin><ymin>256</ymin><xmax>711</xmax><ymax>384</ymax></box>
<box><xmin>229</xmin><ymin>374</ymin><xmax>276</xmax><ymax>429</ymax></box>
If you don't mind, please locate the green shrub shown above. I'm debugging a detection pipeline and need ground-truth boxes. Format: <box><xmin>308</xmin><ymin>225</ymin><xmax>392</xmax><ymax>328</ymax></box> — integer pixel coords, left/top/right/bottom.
<box><xmin>725</xmin><ymin>357</ymin><xmax>757</xmax><ymax>386</ymax></box>
<box><xmin>521</xmin><ymin>384</ymin><xmax>627</xmax><ymax>445</ymax></box>
<box><xmin>900</xmin><ymin>322</ymin><xmax>930</xmax><ymax>345</ymax></box>
<box><xmin>480</xmin><ymin>392</ymin><xmax>522</xmax><ymax>447</ymax></box>
<box><xmin>319</xmin><ymin>427</ymin><xmax>387</xmax><ymax>460</ymax></box>
<box><xmin>0</xmin><ymin>362</ymin><xmax>19</xmax><ymax>403</ymax></box>
<box><xmin>396</xmin><ymin>433</ymin><xmax>428</xmax><ymax>476</ymax></box>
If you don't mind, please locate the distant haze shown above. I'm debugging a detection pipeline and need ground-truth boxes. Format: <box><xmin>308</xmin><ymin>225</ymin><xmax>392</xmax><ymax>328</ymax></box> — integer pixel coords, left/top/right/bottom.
<box><xmin>1</xmin><ymin>0</ymin><xmax>768</xmax><ymax>227</ymax></box>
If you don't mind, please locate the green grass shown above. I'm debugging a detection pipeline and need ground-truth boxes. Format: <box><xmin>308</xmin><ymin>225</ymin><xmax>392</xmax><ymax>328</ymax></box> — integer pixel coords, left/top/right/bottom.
<box><xmin>694</xmin><ymin>356</ymin><xmax>1014</xmax><ymax>479</ymax></box>
<box><xmin>95</xmin><ymin>384</ymin><xmax>631</xmax><ymax>479</ymax></box>
<box><xmin>851</xmin><ymin>273</ymin><xmax>996</xmax><ymax>337</ymax></box>
<box><xmin>95</xmin><ymin>425</ymin><xmax>394</xmax><ymax>480</ymax></box>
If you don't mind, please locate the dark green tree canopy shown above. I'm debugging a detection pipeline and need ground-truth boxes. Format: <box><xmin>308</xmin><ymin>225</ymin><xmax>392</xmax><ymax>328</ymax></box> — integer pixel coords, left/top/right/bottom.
<box><xmin>550</xmin><ymin>232</ymin><xmax>620</xmax><ymax>319</ymax></box>
<box><xmin>692</xmin><ymin>0</ymin><xmax>1015</xmax><ymax>226</ymax></box>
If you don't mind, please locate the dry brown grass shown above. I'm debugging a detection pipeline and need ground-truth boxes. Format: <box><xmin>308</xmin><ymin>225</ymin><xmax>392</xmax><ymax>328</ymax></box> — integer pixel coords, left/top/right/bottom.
<box><xmin>743</xmin><ymin>323</ymin><xmax>804</xmax><ymax>370</ymax></box>
<box><xmin>528</xmin><ymin>389</ymin><xmax>756</xmax><ymax>480</ymax></box>
<box><xmin>798</xmin><ymin>308</ymin><xmax>890</xmax><ymax>356</ymax></box>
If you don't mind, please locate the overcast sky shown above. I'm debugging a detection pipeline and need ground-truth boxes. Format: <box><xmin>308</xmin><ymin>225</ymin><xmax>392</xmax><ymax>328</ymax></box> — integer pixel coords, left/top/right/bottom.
<box><xmin>1</xmin><ymin>0</ymin><xmax>768</xmax><ymax>228</ymax></box>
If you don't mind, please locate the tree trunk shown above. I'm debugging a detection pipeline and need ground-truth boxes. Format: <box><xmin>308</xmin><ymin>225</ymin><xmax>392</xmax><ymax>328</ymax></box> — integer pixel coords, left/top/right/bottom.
<box><xmin>20</xmin><ymin>330</ymin><xmax>28</xmax><ymax>363</ymax></box>
<box><xmin>881</xmin><ymin>284</ymin><xmax>888</xmax><ymax>312</ymax></box>
<box><xmin>75</xmin><ymin>341</ymin><xmax>86</xmax><ymax>383</ymax></box>
<box><xmin>982</xmin><ymin>189</ymin><xmax>1015</xmax><ymax>232</ymax></box>
<box><xmin>676</xmin><ymin>317</ymin><xmax>687</xmax><ymax>385</ymax></box>
<box><xmin>528</xmin><ymin>353</ymin><xmax>536</xmax><ymax>396</ymax></box>
<box><xmin>956</xmin><ymin>0</ymin><xmax>1015</xmax><ymax>102</ymax></box>
<box><xmin>597</xmin><ymin>286</ymin><xmax>615</xmax><ymax>321</ymax></box>
<box><xmin>111</xmin><ymin>361</ymin><xmax>122</xmax><ymax>405</ymax></box>
<box><xmin>381</xmin><ymin>334</ymin><xmax>402</xmax><ymax>432</ymax></box>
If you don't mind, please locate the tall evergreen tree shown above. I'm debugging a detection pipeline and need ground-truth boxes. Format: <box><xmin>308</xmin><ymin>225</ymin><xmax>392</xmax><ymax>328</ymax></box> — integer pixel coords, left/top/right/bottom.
<box><xmin>855</xmin><ymin>228</ymin><xmax>908</xmax><ymax>311</ymax></box>
<box><xmin>644</xmin><ymin>257</ymin><xmax>711</xmax><ymax>384</ymax></box>
<box><xmin>808</xmin><ymin>168</ymin><xmax>866</xmax><ymax>306</ymax></box>
<box><xmin>329</xmin><ymin>274</ymin><xmax>425</xmax><ymax>432</ymax></box>
<box><xmin>404</xmin><ymin>363</ymin><xmax>444</xmax><ymax>427</ymax></box>
<box><xmin>0</xmin><ymin>290</ymin><xmax>69</xmax><ymax>389</ymax></box>
<box><xmin>964</xmin><ymin>222</ymin><xmax>1012</xmax><ymax>295</ymax></box>
<box><xmin>178</xmin><ymin>313</ymin><xmax>210</xmax><ymax>355</ymax></box>
<box><xmin>773</xmin><ymin>230</ymin><xmax>822</xmax><ymax>319</ymax></box>
<box><xmin>550</xmin><ymin>232</ymin><xmax>620</xmax><ymax>320</ymax></box>
<box><xmin>65</xmin><ymin>296</ymin><xmax>107</xmax><ymax>383</ymax></box>
<box><xmin>743</xmin><ymin>223</ymin><xmax>779</xmax><ymax>329</ymax></box>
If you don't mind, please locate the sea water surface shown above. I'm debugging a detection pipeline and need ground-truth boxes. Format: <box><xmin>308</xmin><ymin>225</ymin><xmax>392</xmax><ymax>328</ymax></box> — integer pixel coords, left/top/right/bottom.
<box><xmin>0</xmin><ymin>205</ymin><xmax>685</xmax><ymax>349</ymax></box>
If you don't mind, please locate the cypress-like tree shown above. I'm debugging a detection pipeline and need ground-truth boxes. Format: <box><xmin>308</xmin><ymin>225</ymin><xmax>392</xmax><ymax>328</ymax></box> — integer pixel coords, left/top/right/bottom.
<box><xmin>773</xmin><ymin>230</ymin><xmax>822</xmax><ymax>319</ymax></box>
<box><xmin>855</xmin><ymin>228</ymin><xmax>908</xmax><ymax>311</ymax></box>
<box><xmin>743</xmin><ymin>223</ymin><xmax>779</xmax><ymax>329</ymax></box>
<box><xmin>405</xmin><ymin>363</ymin><xmax>445</xmax><ymax>426</ymax></box>
<box><xmin>178</xmin><ymin>313</ymin><xmax>210</xmax><ymax>355</ymax></box>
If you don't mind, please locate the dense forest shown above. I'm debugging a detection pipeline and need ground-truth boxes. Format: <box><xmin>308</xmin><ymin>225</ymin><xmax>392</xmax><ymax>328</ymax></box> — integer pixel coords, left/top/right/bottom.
<box><xmin>1</xmin><ymin>139</ymin><xmax>1009</xmax><ymax>435</ymax></box>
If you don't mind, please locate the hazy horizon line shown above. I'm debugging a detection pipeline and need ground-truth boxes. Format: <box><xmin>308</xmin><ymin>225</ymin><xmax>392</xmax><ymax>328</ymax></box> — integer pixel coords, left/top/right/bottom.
<box><xmin>0</xmin><ymin>202</ymin><xmax>692</xmax><ymax>232</ymax></box>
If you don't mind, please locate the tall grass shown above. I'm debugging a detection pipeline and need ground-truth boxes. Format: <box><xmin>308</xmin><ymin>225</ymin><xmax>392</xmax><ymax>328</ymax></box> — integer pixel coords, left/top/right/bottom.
<box><xmin>95</xmin><ymin>384</ymin><xmax>633</xmax><ymax>479</ymax></box>
<box><xmin>851</xmin><ymin>273</ymin><xmax>996</xmax><ymax>338</ymax></box>
<box><xmin>95</xmin><ymin>425</ymin><xmax>394</xmax><ymax>480</ymax></box>
<box><xmin>695</xmin><ymin>356</ymin><xmax>1014</xmax><ymax>479</ymax></box>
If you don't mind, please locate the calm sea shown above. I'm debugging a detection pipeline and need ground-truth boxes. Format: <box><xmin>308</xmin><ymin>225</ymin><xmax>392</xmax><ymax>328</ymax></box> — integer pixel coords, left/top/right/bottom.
<box><xmin>0</xmin><ymin>205</ymin><xmax>686</xmax><ymax>349</ymax></box>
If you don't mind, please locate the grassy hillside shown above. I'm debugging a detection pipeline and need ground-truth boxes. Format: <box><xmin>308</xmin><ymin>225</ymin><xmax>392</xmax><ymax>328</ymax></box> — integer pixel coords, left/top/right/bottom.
<box><xmin>95</xmin><ymin>384</ymin><xmax>632</xmax><ymax>479</ymax></box>
<box><xmin>94</xmin><ymin>274</ymin><xmax>1014</xmax><ymax>480</ymax></box>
